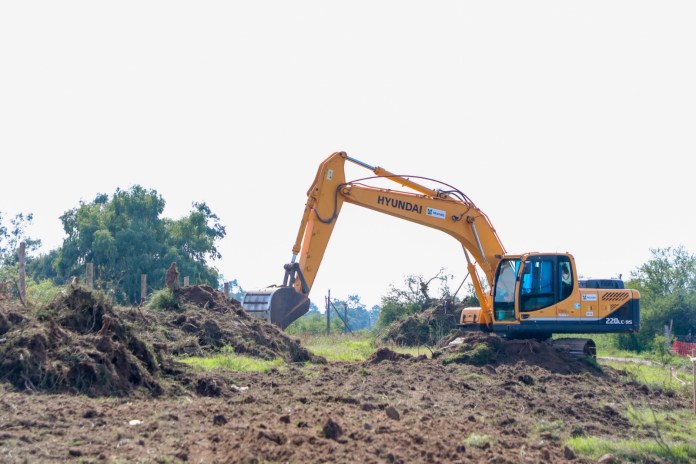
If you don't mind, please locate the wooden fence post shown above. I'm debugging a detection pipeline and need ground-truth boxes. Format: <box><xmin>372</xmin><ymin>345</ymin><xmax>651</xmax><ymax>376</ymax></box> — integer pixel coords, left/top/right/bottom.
<box><xmin>86</xmin><ymin>262</ymin><xmax>94</xmax><ymax>289</ymax></box>
<box><xmin>224</xmin><ymin>282</ymin><xmax>229</xmax><ymax>298</ymax></box>
<box><xmin>183</xmin><ymin>276</ymin><xmax>189</xmax><ymax>287</ymax></box>
<box><xmin>18</xmin><ymin>242</ymin><xmax>26</xmax><ymax>305</ymax></box>
<box><xmin>141</xmin><ymin>274</ymin><xmax>147</xmax><ymax>305</ymax></box>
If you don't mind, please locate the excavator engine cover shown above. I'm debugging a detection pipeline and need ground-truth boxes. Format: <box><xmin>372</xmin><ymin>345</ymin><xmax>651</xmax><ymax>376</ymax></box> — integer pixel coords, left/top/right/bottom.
<box><xmin>242</xmin><ymin>286</ymin><xmax>310</xmax><ymax>330</ymax></box>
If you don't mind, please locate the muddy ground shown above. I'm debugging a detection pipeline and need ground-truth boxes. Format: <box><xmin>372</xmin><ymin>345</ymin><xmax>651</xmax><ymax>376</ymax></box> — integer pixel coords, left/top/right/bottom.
<box><xmin>0</xmin><ymin>287</ymin><xmax>690</xmax><ymax>463</ymax></box>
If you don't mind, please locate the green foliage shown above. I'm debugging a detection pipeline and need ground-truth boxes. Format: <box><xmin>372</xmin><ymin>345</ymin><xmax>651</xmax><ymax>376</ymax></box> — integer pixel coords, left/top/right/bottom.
<box><xmin>286</xmin><ymin>311</ymin><xmax>342</xmax><ymax>335</ymax></box>
<box><xmin>377</xmin><ymin>299</ymin><xmax>423</xmax><ymax>329</ymax></box>
<box><xmin>180</xmin><ymin>350</ymin><xmax>284</xmax><ymax>372</ymax></box>
<box><xmin>630</xmin><ymin>246</ymin><xmax>696</xmax><ymax>301</ymax></box>
<box><xmin>627</xmin><ymin>407</ymin><xmax>696</xmax><ymax>445</ymax></box>
<box><xmin>147</xmin><ymin>288</ymin><xmax>178</xmax><ymax>310</ymax></box>
<box><xmin>303</xmin><ymin>333</ymin><xmax>377</xmax><ymax>362</ymax></box>
<box><xmin>377</xmin><ymin>269</ymin><xmax>456</xmax><ymax>329</ymax></box>
<box><xmin>442</xmin><ymin>343</ymin><xmax>496</xmax><ymax>366</ymax></box>
<box><xmin>617</xmin><ymin>246</ymin><xmax>696</xmax><ymax>352</ymax></box>
<box><xmin>568</xmin><ymin>435</ymin><xmax>696</xmax><ymax>463</ymax></box>
<box><xmin>29</xmin><ymin>185</ymin><xmax>226</xmax><ymax>304</ymax></box>
<box><xmin>286</xmin><ymin>294</ymin><xmax>378</xmax><ymax>335</ymax></box>
<box><xmin>26</xmin><ymin>279</ymin><xmax>62</xmax><ymax>308</ymax></box>
<box><xmin>0</xmin><ymin>211</ymin><xmax>41</xmax><ymax>265</ymax></box>
<box><xmin>601</xmin><ymin>360</ymin><xmax>691</xmax><ymax>395</ymax></box>
<box><xmin>567</xmin><ymin>408</ymin><xmax>696</xmax><ymax>464</ymax></box>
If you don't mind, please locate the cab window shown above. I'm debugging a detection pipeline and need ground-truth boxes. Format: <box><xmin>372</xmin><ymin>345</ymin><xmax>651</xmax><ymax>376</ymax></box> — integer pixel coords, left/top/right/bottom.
<box><xmin>520</xmin><ymin>258</ymin><xmax>555</xmax><ymax>312</ymax></box>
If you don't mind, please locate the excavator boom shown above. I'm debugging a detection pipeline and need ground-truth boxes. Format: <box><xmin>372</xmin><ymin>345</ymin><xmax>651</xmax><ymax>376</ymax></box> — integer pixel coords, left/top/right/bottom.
<box><xmin>243</xmin><ymin>151</ymin><xmax>505</xmax><ymax>327</ymax></box>
<box><xmin>242</xmin><ymin>151</ymin><xmax>640</xmax><ymax>346</ymax></box>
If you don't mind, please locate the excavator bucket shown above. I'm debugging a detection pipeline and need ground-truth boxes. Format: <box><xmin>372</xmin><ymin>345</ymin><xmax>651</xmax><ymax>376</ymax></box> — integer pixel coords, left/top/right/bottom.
<box><xmin>241</xmin><ymin>286</ymin><xmax>310</xmax><ymax>330</ymax></box>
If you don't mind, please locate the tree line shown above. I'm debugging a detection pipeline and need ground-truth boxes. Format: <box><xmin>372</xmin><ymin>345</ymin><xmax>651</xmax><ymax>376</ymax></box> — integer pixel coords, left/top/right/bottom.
<box><xmin>1</xmin><ymin>185</ymin><xmax>225</xmax><ymax>305</ymax></box>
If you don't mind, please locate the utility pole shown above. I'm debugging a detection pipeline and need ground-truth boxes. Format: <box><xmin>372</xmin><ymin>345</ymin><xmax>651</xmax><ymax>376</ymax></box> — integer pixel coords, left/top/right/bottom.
<box><xmin>326</xmin><ymin>290</ymin><xmax>331</xmax><ymax>335</ymax></box>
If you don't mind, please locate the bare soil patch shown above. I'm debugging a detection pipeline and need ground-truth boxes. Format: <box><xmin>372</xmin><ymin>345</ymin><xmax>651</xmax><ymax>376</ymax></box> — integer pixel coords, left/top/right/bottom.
<box><xmin>0</xmin><ymin>348</ymin><xmax>687</xmax><ymax>463</ymax></box>
<box><xmin>0</xmin><ymin>290</ymin><xmax>689</xmax><ymax>463</ymax></box>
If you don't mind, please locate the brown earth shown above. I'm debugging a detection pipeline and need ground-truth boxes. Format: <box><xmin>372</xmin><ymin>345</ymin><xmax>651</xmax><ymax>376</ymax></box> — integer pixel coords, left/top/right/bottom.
<box><xmin>0</xmin><ymin>289</ymin><xmax>689</xmax><ymax>463</ymax></box>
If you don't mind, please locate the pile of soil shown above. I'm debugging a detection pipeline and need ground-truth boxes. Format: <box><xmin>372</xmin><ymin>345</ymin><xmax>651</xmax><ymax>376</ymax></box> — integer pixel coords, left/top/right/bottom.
<box><xmin>0</xmin><ymin>286</ymin><xmax>162</xmax><ymax>397</ymax></box>
<box><xmin>378</xmin><ymin>301</ymin><xmax>462</xmax><ymax>346</ymax></box>
<box><xmin>0</xmin><ymin>284</ymin><xmax>323</xmax><ymax>397</ymax></box>
<box><xmin>436</xmin><ymin>331</ymin><xmax>599</xmax><ymax>374</ymax></box>
<box><xmin>364</xmin><ymin>347</ymin><xmax>426</xmax><ymax>364</ymax></box>
<box><xmin>134</xmin><ymin>284</ymin><xmax>322</xmax><ymax>363</ymax></box>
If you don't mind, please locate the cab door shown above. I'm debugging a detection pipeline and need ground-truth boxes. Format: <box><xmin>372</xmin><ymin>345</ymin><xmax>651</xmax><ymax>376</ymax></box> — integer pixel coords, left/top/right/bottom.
<box><xmin>556</xmin><ymin>256</ymin><xmax>583</xmax><ymax>320</ymax></box>
<box><xmin>492</xmin><ymin>258</ymin><xmax>520</xmax><ymax>323</ymax></box>
<box><xmin>518</xmin><ymin>256</ymin><xmax>560</xmax><ymax>322</ymax></box>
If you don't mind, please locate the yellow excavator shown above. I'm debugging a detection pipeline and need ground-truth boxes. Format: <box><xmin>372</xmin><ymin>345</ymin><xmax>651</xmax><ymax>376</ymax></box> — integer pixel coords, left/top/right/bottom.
<box><xmin>243</xmin><ymin>152</ymin><xmax>640</xmax><ymax>356</ymax></box>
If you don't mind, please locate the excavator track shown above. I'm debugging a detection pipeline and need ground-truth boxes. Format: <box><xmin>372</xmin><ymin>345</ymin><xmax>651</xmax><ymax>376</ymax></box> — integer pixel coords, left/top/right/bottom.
<box><xmin>550</xmin><ymin>337</ymin><xmax>597</xmax><ymax>359</ymax></box>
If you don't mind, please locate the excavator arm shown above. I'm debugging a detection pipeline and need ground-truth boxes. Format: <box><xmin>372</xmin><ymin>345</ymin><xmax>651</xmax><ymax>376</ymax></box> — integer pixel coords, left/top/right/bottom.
<box><xmin>244</xmin><ymin>152</ymin><xmax>506</xmax><ymax>328</ymax></box>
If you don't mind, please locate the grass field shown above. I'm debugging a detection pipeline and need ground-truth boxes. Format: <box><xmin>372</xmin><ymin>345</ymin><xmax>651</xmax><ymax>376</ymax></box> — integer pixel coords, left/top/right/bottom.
<box><xmin>567</xmin><ymin>408</ymin><xmax>696</xmax><ymax>463</ymax></box>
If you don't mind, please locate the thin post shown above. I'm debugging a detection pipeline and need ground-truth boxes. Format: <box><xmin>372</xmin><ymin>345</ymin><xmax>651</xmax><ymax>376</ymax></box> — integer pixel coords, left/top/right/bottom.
<box><xmin>141</xmin><ymin>274</ymin><xmax>147</xmax><ymax>305</ymax></box>
<box><xmin>326</xmin><ymin>289</ymin><xmax>331</xmax><ymax>335</ymax></box>
<box><xmin>86</xmin><ymin>262</ymin><xmax>94</xmax><ymax>289</ymax></box>
<box><xmin>18</xmin><ymin>242</ymin><xmax>26</xmax><ymax>305</ymax></box>
<box><xmin>224</xmin><ymin>282</ymin><xmax>230</xmax><ymax>298</ymax></box>
<box><xmin>692</xmin><ymin>358</ymin><xmax>696</xmax><ymax>415</ymax></box>
<box><xmin>344</xmin><ymin>303</ymin><xmax>348</xmax><ymax>334</ymax></box>
<box><xmin>183</xmin><ymin>276</ymin><xmax>189</xmax><ymax>287</ymax></box>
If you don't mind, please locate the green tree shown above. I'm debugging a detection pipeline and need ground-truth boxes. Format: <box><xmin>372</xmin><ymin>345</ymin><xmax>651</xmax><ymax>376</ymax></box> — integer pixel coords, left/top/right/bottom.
<box><xmin>33</xmin><ymin>185</ymin><xmax>226</xmax><ymax>304</ymax></box>
<box><xmin>0</xmin><ymin>212</ymin><xmax>41</xmax><ymax>265</ymax></box>
<box><xmin>376</xmin><ymin>269</ymin><xmax>453</xmax><ymax>329</ymax></box>
<box><xmin>618</xmin><ymin>246</ymin><xmax>696</xmax><ymax>351</ymax></box>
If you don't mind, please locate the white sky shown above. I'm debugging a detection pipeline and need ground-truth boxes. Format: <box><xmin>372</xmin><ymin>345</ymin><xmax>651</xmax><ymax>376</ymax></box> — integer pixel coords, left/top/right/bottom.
<box><xmin>1</xmin><ymin>2</ymin><xmax>695</xmax><ymax>310</ymax></box>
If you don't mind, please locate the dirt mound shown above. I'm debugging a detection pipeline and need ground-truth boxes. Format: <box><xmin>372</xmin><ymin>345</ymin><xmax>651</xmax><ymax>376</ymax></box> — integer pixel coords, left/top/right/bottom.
<box><xmin>365</xmin><ymin>347</ymin><xmax>415</xmax><ymax>364</ymax></box>
<box><xmin>436</xmin><ymin>331</ymin><xmax>600</xmax><ymax>374</ymax></box>
<box><xmin>379</xmin><ymin>302</ymin><xmax>462</xmax><ymax>346</ymax></box>
<box><xmin>0</xmin><ymin>286</ymin><xmax>162</xmax><ymax>397</ymax></box>
<box><xmin>137</xmin><ymin>285</ymin><xmax>322</xmax><ymax>364</ymax></box>
<box><xmin>0</xmin><ymin>284</ymin><xmax>324</xmax><ymax>397</ymax></box>
<box><xmin>176</xmin><ymin>284</ymin><xmax>241</xmax><ymax>310</ymax></box>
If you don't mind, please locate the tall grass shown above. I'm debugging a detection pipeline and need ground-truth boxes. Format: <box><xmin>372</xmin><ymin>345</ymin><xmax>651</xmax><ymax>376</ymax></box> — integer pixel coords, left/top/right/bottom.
<box><xmin>300</xmin><ymin>332</ymin><xmax>431</xmax><ymax>362</ymax></box>
<box><xmin>568</xmin><ymin>408</ymin><xmax>696</xmax><ymax>462</ymax></box>
<box><xmin>180</xmin><ymin>350</ymin><xmax>284</xmax><ymax>372</ymax></box>
<box><xmin>602</xmin><ymin>360</ymin><xmax>692</xmax><ymax>395</ymax></box>
<box><xmin>301</xmin><ymin>333</ymin><xmax>377</xmax><ymax>362</ymax></box>
<box><xmin>568</xmin><ymin>436</ymin><xmax>696</xmax><ymax>463</ymax></box>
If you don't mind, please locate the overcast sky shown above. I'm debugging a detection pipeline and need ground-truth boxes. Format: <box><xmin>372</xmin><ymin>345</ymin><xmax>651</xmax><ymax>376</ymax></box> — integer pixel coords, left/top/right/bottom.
<box><xmin>1</xmin><ymin>2</ymin><xmax>694</xmax><ymax>309</ymax></box>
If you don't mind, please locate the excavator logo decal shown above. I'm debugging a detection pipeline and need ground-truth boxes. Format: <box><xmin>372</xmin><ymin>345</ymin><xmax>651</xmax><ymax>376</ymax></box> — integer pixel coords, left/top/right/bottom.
<box><xmin>426</xmin><ymin>207</ymin><xmax>446</xmax><ymax>219</ymax></box>
<box><xmin>377</xmin><ymin>195</ymin><xmax>423</xmax><ymax>214</ymax></box>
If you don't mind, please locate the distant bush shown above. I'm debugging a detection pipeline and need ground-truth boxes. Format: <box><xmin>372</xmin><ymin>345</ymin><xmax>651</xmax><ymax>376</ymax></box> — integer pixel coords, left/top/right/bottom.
<box><xmin>27</xmin><ymin>279</ymin><xmax>62</xmax><ymax>308</ymax></box>
<box><xmin>148</xmin><ymin>288</ymin><xmax>178</xmax><ymax>310</ymax></box>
